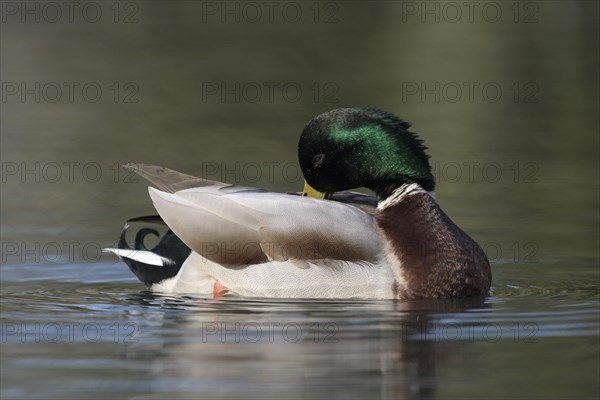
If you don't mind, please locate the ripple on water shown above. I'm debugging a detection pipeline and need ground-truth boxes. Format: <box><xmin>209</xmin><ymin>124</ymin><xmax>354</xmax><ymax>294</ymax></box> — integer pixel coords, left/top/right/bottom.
<box><xmin>1</xmin><ymin>262</ymin><xmax>598</xmax><ymax>341</ymax></box>
<box><xmin>1</xmin><ymin>262</ymin><xmax>598</xmax><ymax>400</ymax></box>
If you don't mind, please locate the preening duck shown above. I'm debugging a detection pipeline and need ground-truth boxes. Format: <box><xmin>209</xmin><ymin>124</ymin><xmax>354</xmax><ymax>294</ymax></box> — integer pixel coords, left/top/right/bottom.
<box><xmin>105</xmin><ymin>108</ymin><xmax>491</xmax><ymax>299</ymax></box>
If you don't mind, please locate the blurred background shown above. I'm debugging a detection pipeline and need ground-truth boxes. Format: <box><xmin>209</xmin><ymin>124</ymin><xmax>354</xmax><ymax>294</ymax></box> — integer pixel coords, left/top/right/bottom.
<box><xmin>1</xmin><ymin>1</ymin><xmax>599</xmax><ymax>262</ymax></box>
<box><xmin>1</xmin><ymin>0</ymin><xmax>598</xmax><ymax>263</ymax></box>
<box><xmin>1</xmin><ymin>2</ymin><xmax>599</xmax><ymax>399</ymax></box>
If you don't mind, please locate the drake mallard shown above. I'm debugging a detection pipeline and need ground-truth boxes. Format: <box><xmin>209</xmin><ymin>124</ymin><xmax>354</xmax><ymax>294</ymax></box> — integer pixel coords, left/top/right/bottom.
<box><xmin>105</xmin><ymin>108</ymin><xmax>491</xmax><ymax>299</ymax></box>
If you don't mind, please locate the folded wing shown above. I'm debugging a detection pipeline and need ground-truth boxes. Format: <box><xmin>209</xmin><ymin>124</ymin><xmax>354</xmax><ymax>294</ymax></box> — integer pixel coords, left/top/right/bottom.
<box><xmin>133</xmin><ymin>164</ymin><xmax>381</xmax><ymax>266</ymax></box>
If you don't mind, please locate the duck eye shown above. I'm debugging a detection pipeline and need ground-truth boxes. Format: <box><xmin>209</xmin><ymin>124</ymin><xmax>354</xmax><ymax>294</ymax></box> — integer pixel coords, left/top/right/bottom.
<box><xmin>312</xmin><ymin>154</ymin><xmax>326</xmax><ymax>169</ymax></box>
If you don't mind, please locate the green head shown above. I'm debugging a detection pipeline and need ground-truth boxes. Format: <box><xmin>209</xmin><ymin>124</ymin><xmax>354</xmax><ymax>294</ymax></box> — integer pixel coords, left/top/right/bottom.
<box><xmin>298</xmin><ymin>108</ymin><xmax>435</xmax><ymax>199</ymax></box>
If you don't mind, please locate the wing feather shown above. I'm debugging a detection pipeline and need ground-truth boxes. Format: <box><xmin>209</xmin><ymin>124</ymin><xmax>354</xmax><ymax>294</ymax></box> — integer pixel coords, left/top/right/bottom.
<box><xmin>148</xmin><ymin>188</ymin><xmax>266</xmax><ymax>264</ymax></box>
<box><xmin>150</xmin><ymin>187</ymin><xmax>380</xmax><ymax>264</ymax></box>
<box><xmin>129</xmin><ymin>164</ymin><xmax>382</xmax><ymax>266</ymax></box>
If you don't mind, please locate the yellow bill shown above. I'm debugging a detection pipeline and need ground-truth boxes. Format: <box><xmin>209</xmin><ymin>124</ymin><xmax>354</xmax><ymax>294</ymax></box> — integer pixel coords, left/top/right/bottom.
<box><xmin>302</xmin><ymin>180</ymin><xmax>333</xmax><ymax>200</ymax></box>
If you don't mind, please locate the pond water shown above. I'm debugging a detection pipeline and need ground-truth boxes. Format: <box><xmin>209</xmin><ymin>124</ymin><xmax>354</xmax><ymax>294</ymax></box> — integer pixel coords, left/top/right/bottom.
<box><xmin>1</xmin><ymin>1</ymin><xmax>598</xmax><ymax>399</ymax></box>
<box><xmin>1</xmin><ymin>262</ymin><xmax>598</xmax><ymax>399</ymax></box>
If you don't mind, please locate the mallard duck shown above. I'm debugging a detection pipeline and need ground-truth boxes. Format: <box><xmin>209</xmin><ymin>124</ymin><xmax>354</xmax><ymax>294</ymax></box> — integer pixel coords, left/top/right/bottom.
<box><xmin>105</xmin><ymin>108</ymin><xmax>491</xmax><ymax>299</ymax></box>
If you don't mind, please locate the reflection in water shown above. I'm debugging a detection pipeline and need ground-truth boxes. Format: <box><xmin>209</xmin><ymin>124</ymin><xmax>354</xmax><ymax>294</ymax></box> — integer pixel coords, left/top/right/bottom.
<box><xmin>119</xmin><ymin>294</ymin><xmax>489</xmax><ymax>399</ymax></box>
<box><xmin>0</xmin><ymin>262</ymin><xmax>598</xmax><ymax>399</ymax></box>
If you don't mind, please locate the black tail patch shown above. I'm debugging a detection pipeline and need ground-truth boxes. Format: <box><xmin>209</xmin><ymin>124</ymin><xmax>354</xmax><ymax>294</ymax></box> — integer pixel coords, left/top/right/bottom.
<box><xmin>118</xmin><ymin>215</ymin><xmax>191</xmax><ymax>287</ymax></box>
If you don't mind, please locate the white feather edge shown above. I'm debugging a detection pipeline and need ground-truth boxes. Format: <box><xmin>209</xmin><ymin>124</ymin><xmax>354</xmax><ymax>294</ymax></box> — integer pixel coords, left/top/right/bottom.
<box><xmin>377</xmin><ymin>183</ymin><xmax>428</xmax><ymax>210</ymax></box>
<box><xmin>103</xmin><ymin>248</ymin><xmax>174</xmax><ymax>266</ymax></box>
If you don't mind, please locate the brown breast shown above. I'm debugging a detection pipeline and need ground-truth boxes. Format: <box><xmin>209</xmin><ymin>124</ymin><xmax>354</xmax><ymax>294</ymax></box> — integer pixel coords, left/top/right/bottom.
<box><xmin>376</xmin><ymin>192</ymin><xmax>491</xmax><ymax>299</ymax></box>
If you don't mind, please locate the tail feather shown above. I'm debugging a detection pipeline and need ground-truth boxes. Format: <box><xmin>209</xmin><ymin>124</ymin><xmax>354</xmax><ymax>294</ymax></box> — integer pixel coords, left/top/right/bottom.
<box><xmin>106</xmin><ymin>215</ymin><xmax>190</xmax><ymax>287</ymax></box>
<box><xmin>103</xmin><ymin>248</ymin><xmax>174</xmax><ymax>266</ymax></box>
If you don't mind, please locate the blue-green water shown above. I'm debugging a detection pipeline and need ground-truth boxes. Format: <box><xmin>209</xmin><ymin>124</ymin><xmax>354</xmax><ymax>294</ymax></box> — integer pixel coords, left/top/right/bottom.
<box><xmin>1</xmin><ymin>1</ymin><xmax>598</xmax><ymax>399</ymax></box>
